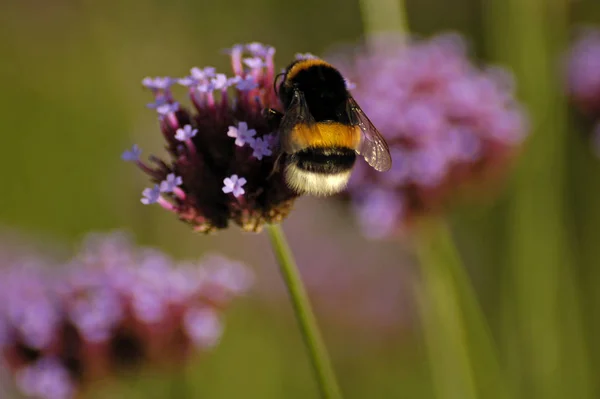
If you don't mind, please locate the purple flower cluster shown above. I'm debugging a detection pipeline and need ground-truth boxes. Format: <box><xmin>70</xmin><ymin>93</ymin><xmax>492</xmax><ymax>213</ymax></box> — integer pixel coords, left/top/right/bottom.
<box><xmin>327</xmin><ymin>34</ymin><xmax>528</xmax><ymax>238</ymax></box>
<box><xmin>123</xmin><ymin>42</ymin><xmax>297</xmax><ymax>233</ymax></box>
<box><xmin>0</xmin><ymin>232</ymin><xmax>252</xmax><ymax>399</ymax></box>
<box><xmin>566</xmin><ymin>28</ymin><xmax>600</xmax><ymax>152</ymax></box>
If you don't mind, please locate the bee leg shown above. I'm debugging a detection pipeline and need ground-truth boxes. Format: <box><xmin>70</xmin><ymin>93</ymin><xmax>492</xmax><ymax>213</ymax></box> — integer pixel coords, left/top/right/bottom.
<box><xmin>263</xmin><ymin>108</ymin><xmax>283</xmax><ymax>130</ymax></box>
<box><xmin>266</xmin><ymin>153</ymin><xmax>285</xmax><ymax>180</ymax></box>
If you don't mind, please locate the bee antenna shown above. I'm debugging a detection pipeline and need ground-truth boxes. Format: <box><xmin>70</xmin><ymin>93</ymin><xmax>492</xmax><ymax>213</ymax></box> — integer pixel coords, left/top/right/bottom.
<box><xmin>273</xmin><ymin>72</ymin><xmax>286</xmax><ymax>96</ymax></box>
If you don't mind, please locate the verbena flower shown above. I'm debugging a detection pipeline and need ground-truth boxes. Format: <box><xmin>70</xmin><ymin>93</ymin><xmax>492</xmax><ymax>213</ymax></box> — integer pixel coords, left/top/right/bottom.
<box><xmin>123</xmin><ymin>43</ymin><xmax>297</xmax><ymax>233</ymax></box>
<box><xmin>326</xmin><ymin>33</ymin><xmax>528</xmax><ymax>238</ymax></box>
<box><xmin>566</xmin><ymin>27</ymin><xmax>600</xmax><ymax>152</ymax></box>
<box><xmin>567</xmin><ymin>28</ymin><xmax>600</xmax><ymax>116</ymax></box>
<box><xmin>1</xmin><ymin>231</ymin><xmax>252</xmax><ymax>399</ymax></box>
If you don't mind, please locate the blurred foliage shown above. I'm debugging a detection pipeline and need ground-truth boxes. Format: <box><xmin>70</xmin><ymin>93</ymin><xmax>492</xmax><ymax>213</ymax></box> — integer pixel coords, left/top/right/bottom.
<box><xmin>1</xmin><ymin>0</ymin><xmax>600</xmax><ymax>397</ymax></box>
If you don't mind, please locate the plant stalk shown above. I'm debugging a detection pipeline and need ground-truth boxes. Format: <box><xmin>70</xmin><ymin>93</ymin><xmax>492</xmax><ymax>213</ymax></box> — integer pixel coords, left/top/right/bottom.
<box><xmin>266</xmin><ymin>224</ymin><xmax>342</xmax><ymax>399</ymax></box>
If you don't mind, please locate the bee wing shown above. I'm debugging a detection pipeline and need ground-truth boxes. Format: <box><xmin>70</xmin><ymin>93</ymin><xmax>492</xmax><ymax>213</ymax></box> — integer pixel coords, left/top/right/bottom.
<box><xmin>278</xmin><ymin>89</ymin><xmax>321</xmax><ymax>154</ymax></box>
<box><xmin>346</xmin><ymin>96</ymin><xmax>392</xmax><ymax>172</ymax></box>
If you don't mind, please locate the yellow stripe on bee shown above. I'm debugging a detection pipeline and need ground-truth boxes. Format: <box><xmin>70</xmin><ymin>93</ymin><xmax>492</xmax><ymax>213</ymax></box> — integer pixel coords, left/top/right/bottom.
<box><xmin>291</xmin><ymin>122</ymin><xmax>361</xmax><ymax>150</ymax></box>
<box><xmin>286</xmin><ymin>59</ymin><xmax>333</xmax><ymax>81</ymax></box>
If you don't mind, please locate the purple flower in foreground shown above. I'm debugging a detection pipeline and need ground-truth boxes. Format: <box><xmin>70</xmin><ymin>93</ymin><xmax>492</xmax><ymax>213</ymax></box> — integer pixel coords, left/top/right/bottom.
<box><xmin>251</xmin><ymin>137</ymin><xmax>272</xmax><ymax>160</ymax></box>
<box><xmin>235</xmin><ymin>76</ymin><xmax>259</xmax><ymax>91</ymax></box>
<box><xmin>295</xmin><ymin>52</ymin><xmax>318</xmax><ymax>60</ymax></box>
<box><xmin>227</xmin><ymin>121</ymin><xmax>257</xmax><ymax>147</ymax></box>
<box><xmin>140</xmin><ymin>185</ymin><xmax>161</xmax><ymax>205</ymax></box>
<box><xmin>175</xmin><ymin>125</ymin><xmax>198</xmax><ymax>141</ymax></box>
<box><xmin>1</xmin><ymin>231</ymin><xmax>252</xmax><ymax>398</ymax></box>
<box><xmin>122</xmin><ymin>43</ymin><xmax>297</xmax><ymax>232</ymax></box>
<box><xmin>159</xmin><ymin>173</ymin><xmax>183</xmax><ymax>193</ymax></box>
<box><xmin>327</xmin><ymin>33</ymin><xmax>528</xmax><ymax>237</ymax></box>
<box><xmin>121</xmin><ymin>144</ymin><xmax>142</xmax><ymax>162</ymax></box>
<box><xmin>191</xmin><ymin>66</ymin><xmax>216</xmax><ymax>80</ymax></box>
<box><xmin>142</xmin><ymin>77</ymin><xmax>175</xmax><ymax>91</ymax></box>
<box><xmin>246</xmin><ymin>42</ymin><xmax>274</xmax><ymax>57</ymax></box>
<box><xmin>222</xmin><ymin>175</ymin><xmax>247</xmax><ymax>198</ymax></box>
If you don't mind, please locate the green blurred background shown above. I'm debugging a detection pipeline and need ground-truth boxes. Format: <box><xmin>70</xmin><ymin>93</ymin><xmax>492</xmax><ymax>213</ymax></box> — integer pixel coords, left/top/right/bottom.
<box><xmin>1</xmin><ymin>0</ymin><xmax>600</xmax><ymax>397</ymax></box>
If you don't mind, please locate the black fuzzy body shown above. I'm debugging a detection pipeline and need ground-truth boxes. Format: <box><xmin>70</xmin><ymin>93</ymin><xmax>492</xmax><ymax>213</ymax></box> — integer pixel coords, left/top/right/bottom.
<box><xmin>279</xmin><ymin>60</ymin><xmax>351</xmax><ymax>123</ymax></box>
<box><xmin>289</xmin><ymin>147</ymin><xmax>356</xmax><ymax>175</ymax></box>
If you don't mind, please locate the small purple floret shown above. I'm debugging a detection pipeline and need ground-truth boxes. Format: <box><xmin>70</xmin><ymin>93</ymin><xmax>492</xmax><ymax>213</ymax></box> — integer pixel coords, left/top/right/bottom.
<box><xmin>141</xmin><ymin>185</ymin><xmax>161</xmax><ymax>205</ymax></box>
<box><xmin>222</xmin><ymin>175</ymin><xmax>247</xmax><ymax>198</ymax></box>
<box><xmin>175</xmin><ymin>125</ymin><xmax>198</xmax><ymax>141</ymax></box>
<box><xmin>16</xmin><ymin>358</ymin><xmax>74</xmax><ymax>399</ymax></box>
<box><xmin>235</xmin><ymin>76</ymin><xmax>258</xmax><ymax>91</ymax></box>
<box><xmin>211</xmin><ymin>73</ymin><xmax>229</xmax><ymax>90</ymax></box>
<box><xmin>243</xmin><ymin>57</ymin><xmax>266</xmax><ymax>69</ymax></box>
<box><xmin>295</xmin><ymin>53</ymin><xmax>318</xmax><ymax>60</ymax></box>
<box><xmin>250</xmin><ymin>137</ymin><xmax>272</xmax><ymax>160</ymax></box>
<box><xmin>190</xmin><ymin>66</ymin><xmax>216</xmax><ymax>81</ymax></box>
<box><xmin>227</xmin><ymin>122</ymin><xmax>256</xmax><ymax>147</ymax></box>
<box><xmin>142</xmin><ymin>77</ymin><xmax>174</xmax><ymax>90</ymax></box>
<box><xmin>159</xmin><ymin>174</ymin><xmax>183</xmax><ymax>193</ymax></box>
<box><xmin>121</xmin><ymin>144</ymin><xmax>142</xmax><ymax>162</ymax></box>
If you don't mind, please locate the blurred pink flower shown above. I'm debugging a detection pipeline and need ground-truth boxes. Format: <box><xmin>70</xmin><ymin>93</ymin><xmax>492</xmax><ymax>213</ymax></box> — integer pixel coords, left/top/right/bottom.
<box><xmin>1</xmin><ymin>231</ymin><xmax>252</xmax><ymax>399</ymax></box>
<box><xmin>327</xmin><ymin>33</ymin><xmax>528</xmax><ymax>237</ymax></box>
<box><xmin>567</xmin><ymin>28</ymin><xmax>600</xmax><ymax>116</ymax></box>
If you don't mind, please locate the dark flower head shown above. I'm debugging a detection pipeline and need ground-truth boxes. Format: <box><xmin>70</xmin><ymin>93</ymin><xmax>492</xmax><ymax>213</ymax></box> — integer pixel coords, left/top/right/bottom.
<box><xmin>123</xmin><ymin>43</ymin><xmax>297</xmax><ymax>233</ymax></box>
<box><xmin>327</xmin><ymin>33</ymin><xmax>528</xmax><ymax>237</ymax></box>
<box><xmin>566</xmin><ymin>28</ymin><xmax>600</xmax><ymax>117</ymax></box>
<box><xmin>1</xmin><ymin>231</ymin><xmax>252</xmax><ymax>399</ymax></box>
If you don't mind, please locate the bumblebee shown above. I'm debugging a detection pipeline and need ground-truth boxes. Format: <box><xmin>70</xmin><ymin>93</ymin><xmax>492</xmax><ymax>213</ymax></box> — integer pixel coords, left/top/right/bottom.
<box><xmin>266</xmin><ymin>58</ymin><xmax>392</xmax><ymax>196</ymax></box>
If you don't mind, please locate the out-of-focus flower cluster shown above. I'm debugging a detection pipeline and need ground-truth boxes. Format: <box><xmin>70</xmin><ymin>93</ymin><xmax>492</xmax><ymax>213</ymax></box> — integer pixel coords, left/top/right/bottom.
<box><xmin>123</xmin><ymin>42</ymin><xmax>297</xmax><ymax>233</ymax></box>
<box><xmin>0</xmin><ymin>232</ymin><xmax>252</xmax><ymax>399</ymax></box>
<box><xmin>566</xmin><ymin>28</ymin><xmax>600</xmax><ymax>153</ymax></box>
<box><xmin>327</xmin><ymin>33</ymin><xmax>528</xmax><ymax>238</ymax></box>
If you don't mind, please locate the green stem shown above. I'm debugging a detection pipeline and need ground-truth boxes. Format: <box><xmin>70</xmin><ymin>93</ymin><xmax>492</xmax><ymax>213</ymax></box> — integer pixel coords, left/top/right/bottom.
<box><xmin>266</xmin><ymin>224</ymin><xmax>342</xmax><ymax>399</ymax></box>
<box><xmin>358</xmin><ymin>0</ymin><xmax>409</xmax><ymax>51</ymax></box>
<box><xmin>415</xmin><ymin>218</ymin><xmax>507</xmax><ymax>399</ymax></box>
<box><xmin>359</xmin><ymin>0</ymin><xmax>409</xmax><ymax>36</ymax></box>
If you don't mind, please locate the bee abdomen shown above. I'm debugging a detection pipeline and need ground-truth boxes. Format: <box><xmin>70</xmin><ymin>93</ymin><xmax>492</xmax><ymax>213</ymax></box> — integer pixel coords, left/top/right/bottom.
<box><xmin>292</xmin><ymin>147</ymin><xmax>356</xmax><ymax>175</ymax></box>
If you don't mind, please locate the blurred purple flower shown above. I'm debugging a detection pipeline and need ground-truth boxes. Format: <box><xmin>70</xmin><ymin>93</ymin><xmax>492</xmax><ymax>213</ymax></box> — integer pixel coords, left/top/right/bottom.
<box><xmin>121</xmin><ymin>144</ymin><xmax>142</xmax><ymax>162</ymax></box>
<box><xmin>183</xmin><ymin>308</ymin><xmax>223</xmax><ymax>348</ymax></box>
<box><xmin>566</xmin><ymin>28</ymin><xmax>600</xmax><ymax>157</ymax></box>
<box><xmin>235</xmin><ymin>76</ymin><xmax>259</xmax><ymax>91</ymax></box>
<box><xmin>250</xmin><ymin>137</ymin><xmax>273</xmax><ymax>160</ymax></box>
<box><xmin>227</xmin><ymin>121</ymin><xmax>257</xmax><ymax>147</ymax></box>
<box><xmin>142</xmin><ymin>76</ymin><xmax>175</xmax><ymax>91</ymax></box>
<box><xmin>567</xmin><ymin>28</ymin><xmax>600</xmax><ymax>116</ymax></box>
<box><xmin>122</xmin><ymin>43</ymin><xmax>297</xmax><ymax>232</ymax></box>
<box><xmin>243</xmin><ymin>57</ymin><xmax>266</xmax><ymax>69</ymax></box>
<box><xmin>159</xmin><ymin>173</ymin><xmax>183</xmax><ymax>193</ymax></box>
<box><xmin>16</xmin><ymin>358</ymin><xmax>74</xmax><ymax>399</ymax></box>
<box><xmin>222</xmin><ymin>175</ymin><xmax>247</xmax><ymax>198</ymax></box>
<box><xmin>66</xmin><ymin>286</ymin><xmax>123</xmax><ymax>343</ymax></box>
<box><xmin>175</xmin><ymin>124</ymin><xmax>198</xmax><ymax>141</ymax></box>
<box><xmin>1</xmin><ymin>231</ymin><xmax>253</xmax><ymax>398</ymax></box>
<box><xmin>246</xmin><ymin>42</ymin><xmax>274</xmax><ymax>57</ymax></box>
<box><xmin>326</xmin><ymin>33</ymin><xmax>528</xmax><ymax>236</ymax></box>
<box><xmin>140</xmin><ymin>185</ymin><xmax>162</xmax><ymax>205</ymax></box>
